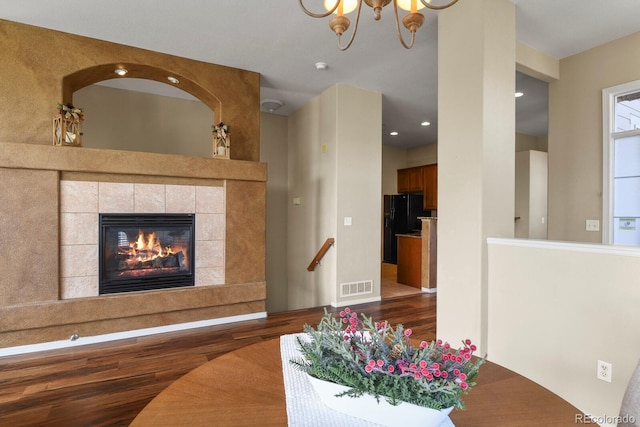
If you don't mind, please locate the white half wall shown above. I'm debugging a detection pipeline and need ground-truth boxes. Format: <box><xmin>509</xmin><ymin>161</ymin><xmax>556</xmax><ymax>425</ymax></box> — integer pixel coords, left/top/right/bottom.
<box><xmin>487</xmin><ymin>238</ymin><xmax>640</xmax><ymax>425</ymax></box>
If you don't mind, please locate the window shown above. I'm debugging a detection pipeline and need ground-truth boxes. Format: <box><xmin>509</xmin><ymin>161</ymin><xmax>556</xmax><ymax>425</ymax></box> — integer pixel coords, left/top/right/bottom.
<box><xmin>603</xmin><ymin>81</ymin><xmax>640</xmax><ymax>245</ymax></box>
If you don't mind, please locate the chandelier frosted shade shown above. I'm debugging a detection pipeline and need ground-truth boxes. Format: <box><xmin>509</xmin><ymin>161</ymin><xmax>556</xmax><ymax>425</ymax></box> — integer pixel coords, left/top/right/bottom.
<box><xmin>299</xmin><ymin>0</ymin><xmax>459</xmax><ymax>50</ymax></box>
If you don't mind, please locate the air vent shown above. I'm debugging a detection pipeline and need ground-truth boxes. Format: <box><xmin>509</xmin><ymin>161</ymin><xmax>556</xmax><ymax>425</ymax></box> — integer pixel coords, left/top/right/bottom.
<box><xmin>340</xmin><ymin>280</ymin><xmax>374</xmax><ymax>297</ymax></box>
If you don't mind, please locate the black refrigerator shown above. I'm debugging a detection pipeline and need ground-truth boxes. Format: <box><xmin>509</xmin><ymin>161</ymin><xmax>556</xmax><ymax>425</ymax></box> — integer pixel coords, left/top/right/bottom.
<box><xmin>383</xmin><ymin>194</ymin><xmax>425</xmax><ymax>264</ymax></box>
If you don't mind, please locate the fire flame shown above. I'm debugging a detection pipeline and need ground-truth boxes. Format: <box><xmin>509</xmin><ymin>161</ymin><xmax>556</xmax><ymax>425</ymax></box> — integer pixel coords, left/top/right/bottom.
<box><xmin>127</xmin><ymin>231</ymin><xmax>174</xmax><ymax>262</ymax></box>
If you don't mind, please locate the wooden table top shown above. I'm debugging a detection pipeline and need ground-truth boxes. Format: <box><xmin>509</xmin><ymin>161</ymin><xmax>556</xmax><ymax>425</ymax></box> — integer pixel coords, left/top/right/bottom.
<box><xmin>130</xmin><ymin>338</ymin><xmax>582</xmax><ymax>427</ymax></box>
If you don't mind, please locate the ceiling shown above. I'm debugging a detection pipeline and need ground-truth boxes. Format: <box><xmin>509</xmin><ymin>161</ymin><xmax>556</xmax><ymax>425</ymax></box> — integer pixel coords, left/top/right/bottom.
<box><xmin>4</xmin><ymin>0</ymin><xmax>640</xmax><ymax>148</ymax></box>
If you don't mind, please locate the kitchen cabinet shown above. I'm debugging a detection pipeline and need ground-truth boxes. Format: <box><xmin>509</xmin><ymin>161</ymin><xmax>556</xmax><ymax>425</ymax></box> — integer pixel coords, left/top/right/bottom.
<box><xmin>396</xmin><ymin>235</ymin><xmax>422</xmax><ymax>289</ymax></box>
<box><xmin>422</xmin><ymin>164</ymin><xmax>437</xmax><ymax>210</ymax></box>
<box><xmin>397</xmin><ymin>164</ymin><xmax>438</xmax><ymax>210</ymax></box>
<box><xmin>397</xmin><ymin>166</ymin><xmax>423</xmax><ymax>193</ymax></box>
<box><xmin>397</xmin><ymin>168</ymin><xmax>411</xmax><ymax>193</ymax></box>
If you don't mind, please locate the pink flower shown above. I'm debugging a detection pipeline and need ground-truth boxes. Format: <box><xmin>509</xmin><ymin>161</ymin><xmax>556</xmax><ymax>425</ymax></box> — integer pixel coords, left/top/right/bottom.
<box><xmin>465</xmin><ymin>339</ymin><xmax>472</xmax><ymax>345</ymax></box>
<box><xmin>368</xmin><ymin>360</ymin><xmax>376</xmax><ymax>367</ymax></box>
<box><xmin>404</xmin><ymin>329</ymin><xmax>412</xmax><ymax>337</ymax></box>
<box><xmin>419</xmin><ymin>360</ymin><xmax>427</xmax><ymax>368</ymax></box>
<box><xmin>365</xmin><ymin>365</ymin><xmax>373</xmax><ymax>373</ymax></box>
<box><xmin>420</xmin><ymin>341</ymin><xmax>427</xmax><ymax>349</ymax></box>
<box><xmin>387</xmin><ymin>365</ymin><xmax>395</xmax><ymax>373</ymax></box>
<box><xmin>377</xmin><ymin>359</ymin><xmax>384</xmax><ymax>367</ymax></box>
<box><xmin>344</xmin><ymin>307</ymin><xmax>351</xmax><ymax>313</ymax></box>
<box><xmin>460</xmin><ymin>382</ymin><xmax>468</xmax><ymax>390</ymax></box>
<box><xmin>458</xmin><ymin>373</ymin><xmax>467</xmax><ymax>380</ymax></box>
<box><xmin>436</xmin><ymin>339</ymin><xmax>443</xmax><ymax>345</ymax></box>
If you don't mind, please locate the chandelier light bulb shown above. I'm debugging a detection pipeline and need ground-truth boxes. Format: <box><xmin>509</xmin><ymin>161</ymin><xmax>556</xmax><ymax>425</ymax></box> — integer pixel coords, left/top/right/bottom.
<box><xmin>324</xmin><ymin>0</ymin><xmax>358</xmax><ymax>15</ymax></box>
<box><xmin>397</xmin><ymin>0</ymin><xmax>426</xmax><ymax>12</ymax></box>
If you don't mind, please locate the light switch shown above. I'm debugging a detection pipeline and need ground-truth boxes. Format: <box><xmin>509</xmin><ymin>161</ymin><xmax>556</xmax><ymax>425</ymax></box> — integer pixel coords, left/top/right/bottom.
<box><xmin>344</xmin><ymin>217</ymin><xmax>352</xmax><ymax>226</ymax></box>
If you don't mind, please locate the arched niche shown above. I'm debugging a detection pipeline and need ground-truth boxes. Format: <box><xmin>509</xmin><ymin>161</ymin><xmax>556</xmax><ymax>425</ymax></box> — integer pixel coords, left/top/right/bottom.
<box><xmin>63</xmin><ymin>64</ymin><xmax>222</xmax><ymax>157</ymax></box>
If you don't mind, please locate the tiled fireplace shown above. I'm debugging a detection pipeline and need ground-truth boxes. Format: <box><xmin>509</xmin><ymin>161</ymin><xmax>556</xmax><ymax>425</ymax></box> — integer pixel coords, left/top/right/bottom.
<box><xmin>60</xmin><ymin>180</ymin><xmax>226</xmax><ymax>299</ymax></box>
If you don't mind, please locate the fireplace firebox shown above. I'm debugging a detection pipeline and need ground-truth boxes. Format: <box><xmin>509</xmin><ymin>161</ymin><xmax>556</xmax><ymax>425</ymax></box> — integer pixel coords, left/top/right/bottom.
<box><xmin>99</xmin><ymin>214</ymin><xmax>195</xmax><ymax>294</ymax></box>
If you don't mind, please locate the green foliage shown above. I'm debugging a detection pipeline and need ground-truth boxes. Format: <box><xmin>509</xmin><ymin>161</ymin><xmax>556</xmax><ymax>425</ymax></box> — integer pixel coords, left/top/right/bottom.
<box><xmin>290</xmin><ymin>308</ymin><xmax>485</xmax><ymax>410</ymax></box>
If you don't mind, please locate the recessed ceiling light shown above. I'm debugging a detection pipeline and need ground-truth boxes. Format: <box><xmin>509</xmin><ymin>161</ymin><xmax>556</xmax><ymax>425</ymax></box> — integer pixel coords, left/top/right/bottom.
<box><xmin>421</xmin><ymin>121</ymin><xmax>430</xmax><ymax>126</ymax></box>
<box><xmin>315</xmin><ymin>62</ymin><xmax>328</xmax><ymax>70</ymax></box>
<box><xmin>515</xmin><ymin>91</ymin><xmax>524</xmax><ymax>98</ymax></box>
<box><xmin>390</xmin><ymin>131</ymin><xmax>399</xmax><ymax>136</ymax></box>
<box><xmin>114</xmin><ymin>68</ymin><xmax>128</xmax><ymax>76</ymax></box>
<box><xmin>167</xmin><ymin>76</ymin><xmax>180</xmax><ymax>84</ymax></box>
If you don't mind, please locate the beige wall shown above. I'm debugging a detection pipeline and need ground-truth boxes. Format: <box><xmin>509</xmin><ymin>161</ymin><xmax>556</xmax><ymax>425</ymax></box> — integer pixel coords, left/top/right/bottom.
<box><xmin>76</xmin><ymin>85</ymin><xmax>213</xmax><ymax>157</ymax></box>
<box><xmin>488</xmin><ymin>239</ymin><xmax>640</xmax><ymax>425</ymax></box>
<box><xmin>437</xmin><ymin>0</ymin><xmax>515</xmax><ymax>353</ymax></box>
<box><xmin>407</xmin><ymin>144</ymin><xmax>438</xmax><ymax>167</ymax></box>
<box><xmin>382</xmin><ymin>145</ymin><xmax>407</xmax><ymax>195</ymax></box>
<box><xmin>516</xmin><ymin>132</ymin><xmax>548</xmax><ymax>152</ymax></box>
<box><xmin>260</xmin><ymin>113</ymin><xmax>289</xmax><ymax>313</ymax></box>
<box><xmin>287</xmin><ymin>84</ymin><xmax>381</xmax><ymax>310</ymax></box>
<box><xmin>515</xmin><ymin>150</ymin><xmax>548</xmax><ymax>239</ymax></box>
<box><xmin>548</xmin><ymin>30</ymin><xmax>640</xmax><ymax>242</ymax></box>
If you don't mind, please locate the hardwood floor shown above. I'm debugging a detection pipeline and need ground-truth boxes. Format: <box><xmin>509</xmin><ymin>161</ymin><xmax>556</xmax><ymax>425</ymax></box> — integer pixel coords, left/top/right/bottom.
<box><xmin>0</xmin><ymin>293</ymin><xmax>436</xmax><ymax>427</ymax></box>
<box><xmin>381</xmin><ymin>262</ymin><xmax>423</xmax><ymax>299</ymax></box>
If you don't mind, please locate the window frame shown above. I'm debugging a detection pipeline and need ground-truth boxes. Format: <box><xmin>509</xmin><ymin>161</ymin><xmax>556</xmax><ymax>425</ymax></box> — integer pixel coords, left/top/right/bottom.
<box><xmin>602</xmin><ymin>80</ymin><xmax>640</xmax><ymax>244</ymax></box>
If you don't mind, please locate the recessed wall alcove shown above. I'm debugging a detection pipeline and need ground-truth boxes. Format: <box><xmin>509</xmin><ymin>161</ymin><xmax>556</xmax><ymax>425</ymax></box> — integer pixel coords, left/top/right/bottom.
<box><xmin>0</xmin><ymin>19</ymin><xmax>265</xmax><ymax>350</ymax></box>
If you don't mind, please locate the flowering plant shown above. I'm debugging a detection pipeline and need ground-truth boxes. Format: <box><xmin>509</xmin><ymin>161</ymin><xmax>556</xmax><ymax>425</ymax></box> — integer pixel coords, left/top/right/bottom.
<box><xmin>212</xmin><ymin>122</ymin><xmax>230</xmax><ymax>140</ymax></box>
<box><xmin>291</xmin><ymin>308</ymin><xmax>485</xmax><ymax>410</ymax></box>
<box><xmin>57</xmin><ymin>103</ymin><xmax>84</xmax><ymax>121</ymax></box>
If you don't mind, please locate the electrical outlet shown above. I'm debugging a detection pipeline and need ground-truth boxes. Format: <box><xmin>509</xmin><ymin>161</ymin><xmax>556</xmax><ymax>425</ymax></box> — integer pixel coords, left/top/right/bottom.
<box><xmin>597</xmin><ymin>360</ymin><xmax>612</xmax><ymax>383</ymax></box>
<box><xmin>586</xmin><ymin>219</ymin><xmax>600</xmax><ymax>232</ymax></box>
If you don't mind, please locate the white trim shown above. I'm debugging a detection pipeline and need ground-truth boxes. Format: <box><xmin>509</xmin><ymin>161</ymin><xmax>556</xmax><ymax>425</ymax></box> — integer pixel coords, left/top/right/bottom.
<box><xmin>422</xmin><ymin>287</ymin><xmax>437</xmax><ymax>294</ymax></box>
<box><xmin>0</xmin><ymin>312</ymin><xmax>267</xmax><ymax>358</ymax></box>
<box><xmin>331</xmin><ymin>295</ymin><xmax>381</xmax><ymax>308</ymax></box>
<box><xmin>487</xmin><ymin>237</ymin><xmax>640</xmax><ymax>257</ymax></box>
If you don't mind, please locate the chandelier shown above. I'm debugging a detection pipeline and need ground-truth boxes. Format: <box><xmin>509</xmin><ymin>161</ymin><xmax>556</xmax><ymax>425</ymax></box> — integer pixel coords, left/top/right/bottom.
<box><xmin>299</xmin><ymin>0</ymin><xmax>459</xmax><ymax>50</ymax></box>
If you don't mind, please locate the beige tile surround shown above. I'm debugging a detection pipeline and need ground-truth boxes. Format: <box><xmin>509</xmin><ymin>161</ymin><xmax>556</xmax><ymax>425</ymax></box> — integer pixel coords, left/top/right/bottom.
<box><xmin>60</xmin><ymin>181</ymin><xmax>226</xmax><ymax>299</ymax></box>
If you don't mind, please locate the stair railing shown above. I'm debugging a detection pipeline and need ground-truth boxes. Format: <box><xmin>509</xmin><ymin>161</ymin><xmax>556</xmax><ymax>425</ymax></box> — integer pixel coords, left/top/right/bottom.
<box><xmin>307</xmin><ymin>238</ymin><xmax>335</xmax><ymax>271</ymax></box>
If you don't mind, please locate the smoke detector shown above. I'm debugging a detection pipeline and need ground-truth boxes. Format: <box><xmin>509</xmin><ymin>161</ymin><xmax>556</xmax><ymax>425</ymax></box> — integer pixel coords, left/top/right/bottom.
<box><xmin>261</xmin><ymin>99</ymin><xmax>284</xmax><ymax>112</ymax></box>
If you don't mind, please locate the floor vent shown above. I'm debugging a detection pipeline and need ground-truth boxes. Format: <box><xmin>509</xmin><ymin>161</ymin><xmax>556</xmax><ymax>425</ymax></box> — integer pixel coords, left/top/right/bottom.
<box><xmin>340</xmin><ymin>280</ymin><xmax>374</xmax><ymax>297</ymax></box>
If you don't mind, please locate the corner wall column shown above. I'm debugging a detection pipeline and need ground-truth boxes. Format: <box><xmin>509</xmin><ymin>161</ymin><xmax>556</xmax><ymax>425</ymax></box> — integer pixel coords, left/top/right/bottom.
<box><xmin>436</xmin><ymin>0</ymin><xmax>516</xmax><ymax>353</ymax></box>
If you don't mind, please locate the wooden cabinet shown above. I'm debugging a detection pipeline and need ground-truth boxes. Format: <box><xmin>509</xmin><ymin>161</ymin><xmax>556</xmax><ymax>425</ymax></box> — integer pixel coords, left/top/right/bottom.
<box><xmin>396</xmin><ymin>235</ymin><xmax>422</xmax><ymax>289</ymax></box>
<box><xmin>397</xmin><ymin>168</ymin><xmax>411</xmax><ymax>193</ymax></box>
<box><xmin>422</xmin><ymin>164</ymin><xmax>437</xmax><ymax>210</ymax></box>
<box><xmin>397</xmin><ymin>164</ymin><xmax>438</xmax><ymax>210</ymax></box>
<box><xmin>397</xmin><ymin>166</ymin><xmax>423</xmax><ymax>193</ymax></box>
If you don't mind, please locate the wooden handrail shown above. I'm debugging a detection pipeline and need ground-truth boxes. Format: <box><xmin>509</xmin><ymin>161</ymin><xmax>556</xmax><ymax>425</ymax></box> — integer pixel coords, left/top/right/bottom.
<box><xmin>307</xmin><ymin>238</ymin><xmax>335</xmax><ymax>271</ymax></box>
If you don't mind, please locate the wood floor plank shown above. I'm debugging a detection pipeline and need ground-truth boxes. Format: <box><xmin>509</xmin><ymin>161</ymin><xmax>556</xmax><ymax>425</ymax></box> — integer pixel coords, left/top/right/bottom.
<box><xmin>0</xmin><ymin>290</ymin><xmax>436</xmax><ymax>426</ymax></box>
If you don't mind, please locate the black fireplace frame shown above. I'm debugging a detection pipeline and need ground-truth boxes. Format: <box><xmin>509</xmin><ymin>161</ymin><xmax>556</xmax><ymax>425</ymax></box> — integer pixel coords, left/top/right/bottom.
<box><xmin>99</xmin><ymin>213</ymin><xmax>195</xmax><ymax>295</ymax></box>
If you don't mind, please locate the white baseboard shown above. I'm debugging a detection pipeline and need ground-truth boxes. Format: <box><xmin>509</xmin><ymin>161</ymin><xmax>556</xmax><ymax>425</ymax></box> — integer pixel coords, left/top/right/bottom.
<box><xmin>0</xmin><ymin>311</ymin><xmax>267</xmax><ymax>358</ymax></box>
<box><xmin>422</xmin><ymin>287</ymin><xmax>437</xmax><ymax>293</ymax></box>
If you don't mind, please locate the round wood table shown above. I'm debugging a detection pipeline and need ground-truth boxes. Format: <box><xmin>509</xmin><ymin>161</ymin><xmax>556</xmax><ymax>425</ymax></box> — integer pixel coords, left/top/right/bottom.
<box><xmin>130</xmin><ymin>338</ymin><xmax>583</xmax><ymax>426</ymax></box>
